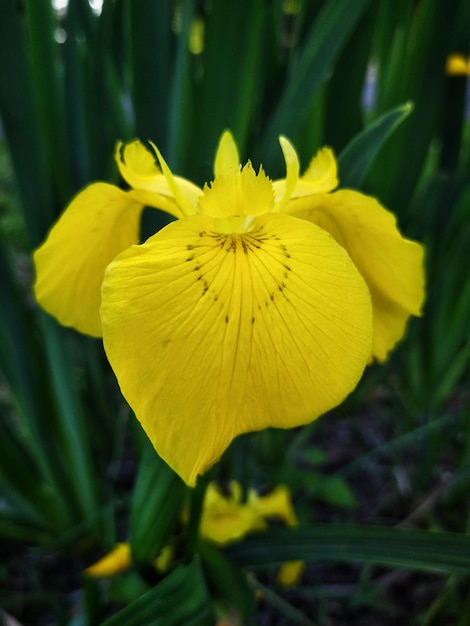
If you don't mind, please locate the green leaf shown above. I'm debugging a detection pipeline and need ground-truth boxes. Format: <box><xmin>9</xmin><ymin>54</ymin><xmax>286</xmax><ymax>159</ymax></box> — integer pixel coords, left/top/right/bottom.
<box><xmin>0</xmin><ymin>516</ymin><xmax>53</xmax><ymax>545</ymax></box>
<box><xmin>130</xmin><ymin>441</ymin><xmax>187</xmax><ymax>566</ymax></box>
<box><xmin>227</xmin><ymin>525</ymin><xmax>470</xmax><ymax>575</ymax></box>
<box><xmin>166</xmin><ymin>0</ymin><xmax>194</xmax><ymax>170</ymax></box>
<box><xmin>63</xmin><ymin>0</ymin><xmax>91</xmax><ymax>189</ymax></box>
<box><xmin>0</xmin><ymin>0</ymin><xmax>54</xmax><ymax>246</ymax></box>
<box><xmin>40</xmin><ymin>315</ymin><xmax>100</xmax><ymax>525</ymax></box>
<box><xmin>338</xmin><ymin>102</ymin><xmax>413</xmax><ymax>188</ymax></box>
<box><xmin>258</xmin><ymin>0</ymin><xmax>373</xmax><ymax>170</ymax></box>
<box><xmin>190</xmin><ymin>0</ymin><xmax>266</xmax><ymax>180</ymax></box>
<box><xmin>367</xmin><ymin>0</ymin><xmax>463</xmax><ymax>213</ymax></box>
<box><xmin>129</xmin><ymin>0</ymin><xmax>173</xmax><ymax>147</ymax></box>
<box><xmin>199</xmin><ymin>540</ymin><xmax>256</xmax><ymax>621</ymax></box>
<box><xmin>316</xmin><ymin>476</ymin><xmax>357</xmax><ymax>509</ymax></box>
<box><xmin>101</xmin><ymin>560</ymin><xmax>214</xmax><ymax>626</ymax></box>
<box><xmin>323</xmin><ymin>2</ymin><xmax>379</xmax><ymax>153</ymax></box>
<box><xmin>25</xmin><ymin>0</ymin><xmax>72</xmax><ymax>201</ymax></box>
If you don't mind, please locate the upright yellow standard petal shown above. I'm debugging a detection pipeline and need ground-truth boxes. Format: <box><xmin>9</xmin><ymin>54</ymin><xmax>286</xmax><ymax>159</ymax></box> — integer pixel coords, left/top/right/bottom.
<box><xmin>274</xmin><ymin>136</ymin><xmax>300</xmax><ymax>211</ymax></box>
<box><xmin>33</xmin><ymin>183</ymin><xmax>143</xmax><ymax>337</ymax></box>
<box><xmin>214</xmin><ymin>130</ymin><xmax>240</xmax><ymax>177</ymax></box>
<box><xmin>199</xmin><ymin>161</ymin><xmax>273</xmax><ymax>221</ymax></box>
<box><xmin>101</xmin><ymin>212</ymin><xmax>372</xmax><ymax>485</ymax></box>
<box><xmin>286</xmin><ymin>189</ymin><xmax>425</xmax><ymax>361</ymax></box>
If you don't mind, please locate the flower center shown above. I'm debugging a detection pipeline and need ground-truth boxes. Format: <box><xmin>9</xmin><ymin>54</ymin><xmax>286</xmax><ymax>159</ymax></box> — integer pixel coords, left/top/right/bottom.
<box><xmin>213</xmin><ymin>214</ymin><xmax>257</xmax><ymax>234</ymax></box>
<box><xmin>197</xmin><ymin>161</ymin><xmax>275</xmax><ymax>228</ymax></box>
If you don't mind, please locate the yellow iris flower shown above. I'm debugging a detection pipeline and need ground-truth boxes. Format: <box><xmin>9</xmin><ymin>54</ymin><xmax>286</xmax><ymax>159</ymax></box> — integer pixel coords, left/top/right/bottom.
<box><xmin>198</xmin><ymin>481</ymin><xmax>303</xmax><ymax>586</ymax></box>
<box><xmin>33</xmin><ymin>132</ymin><xmax>424</xmax><ymax>486</ymax></box>
<box><xmin>86</xmin><ymin>482</ymin><xmax>303</xmax><ymax>586</ymax></box>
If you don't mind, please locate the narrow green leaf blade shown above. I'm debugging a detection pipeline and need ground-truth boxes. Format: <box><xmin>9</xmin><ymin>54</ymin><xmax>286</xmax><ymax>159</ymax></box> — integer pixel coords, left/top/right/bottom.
<box><xmin>130</xmin><ymin>442</ymin><xmax>187</xmax><ymax>565</ymax></box>
<box><xmin>338</xmin><ymin>102</ymin><xmax>413</xmax><ymax>188</ymax></box>
<box><xmin>130</xmin><ymin>0</ymin><xmax>173</xmax><ymax>146</ymax></box>
<box><xmin>39</xmin><ymin>316</ymin><xmax>100</xmax><ymax>524</ymax></box>
<box><xmin>25</xmin><ymin>0</ymin><xmax>72</xmax><ymax>201</ymax></box>
<box><xmin>258</xmin><ymin>0</ymin><xmax>373</xmax><ymax>168</ymax></box>
<box><xmin>227</xmin><ymin>525</ymin><xmax>470</xmax><ymax>575</ymax></box>
<box><xmin>0</xmin><ymin>0</ymin><xmax>54</xmax><ymax>246</ymax></box>
<box><xmin>199</xmin><ymin>540</ymin><xmax>256</xmax><ymax>621</ymax></box>
<box><xmin>102</xmin><ymin>560</ymin><xmax>214</xmax><ymax>626</ymax></box>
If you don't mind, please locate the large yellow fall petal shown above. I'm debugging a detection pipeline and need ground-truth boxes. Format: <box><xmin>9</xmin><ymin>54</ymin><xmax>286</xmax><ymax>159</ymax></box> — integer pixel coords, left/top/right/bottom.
<box><xmin>101</xmin><ymin>212</ymin><xmax>372</xmax><ymax>485</ymax></box>
<box><xmin>33</xmin><ymin>183</ymin><xmax>143</xmax><ymax>337</ymax></box>
<box><xmin>286</xmin><ymin>189</ymin><xmax>425</xmax><ymax>361</ymax></box>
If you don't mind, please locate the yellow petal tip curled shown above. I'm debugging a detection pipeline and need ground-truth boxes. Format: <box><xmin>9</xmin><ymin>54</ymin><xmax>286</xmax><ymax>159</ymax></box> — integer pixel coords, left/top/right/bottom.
<box><xmin>115</xmin><ymin>140</ymin><xmax>162</xmax><ymax>190</ymax></box>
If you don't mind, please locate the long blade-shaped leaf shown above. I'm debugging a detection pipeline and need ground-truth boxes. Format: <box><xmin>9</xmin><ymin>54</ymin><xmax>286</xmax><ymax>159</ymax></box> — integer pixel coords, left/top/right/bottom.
<box><xmin>130</xmin><ymin>442</ymin><xmax>187</xmax><ymax>565</ymax></box>
<box><xmin>102</xmin><ymin>560</ymin><xmax>214</xmax><ymax>626</ymax></box>
<box><xmin>258</xmin><ymin>0</ymin><xmax>373</xmax><ymax>169</ymax></box>
<box><xmin>0</xmin><ymin>0</ymin><xmax>54</xmax><ymax>246</ymax></box>
<box><xmin>338</xmin><ymin>102</ymin><xmax>413</xmax><ymax>188</ymax></box>
<box><xmin>228</xmin><ymin>525</ymin><xmax>470</xmax><ymax>574</ymax></box>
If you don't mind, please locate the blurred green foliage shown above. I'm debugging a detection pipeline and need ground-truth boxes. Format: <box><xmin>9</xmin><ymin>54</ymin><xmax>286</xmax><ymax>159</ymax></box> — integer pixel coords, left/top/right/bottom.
<box><xmin>0</xmin><ymin>0</ymin><xmax>470</xmax><ymax>623</ymax></box>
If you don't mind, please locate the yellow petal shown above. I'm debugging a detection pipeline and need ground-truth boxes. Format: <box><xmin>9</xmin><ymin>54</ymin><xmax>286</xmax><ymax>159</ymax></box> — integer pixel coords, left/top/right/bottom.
<box><xmin>116</xmin><ymin>140</ymin><xmax>162</xmax><ymax>189</ymax></box>
<box><xmin>287</xmin><ymin>189</ymin><xmax>425</xmax><ymax>361</ymax></box>
<box><xmin>273</xmin><ymin>145</ymin><xmax>338</xmax><ymax>206</ymax></box>
<box><xmin>199</xmin><ymin>482</ymin><xmax>264</xmax><ymax>544</ymax></box>
<box><xmin>248</xmin><ymin>485</ymin><xmax>298</xmax><ymax>527</ymax></box>
<box><xmin>153</xmin><ymin>545</ymin><xmax>175</xmax><ymax>573</ymax></box>
<box><xmin>101</xmin><ymin>212</ymin><xmax>372</xmax><ymax>486</ymax></box>
<box><xmin>199</xmin><ymin>161</ymin><xmax>274</xmax><ymax>221</ymax></box>
<box><xmin>85</xmin><ymin>543</ymin><xmax>131</xmax><ymax>577</ymax></box>
<box><xmin>273</xmin><ymin>136</ymin><xmax>300</xmax><ymax>211</ymax></box>
<box><xmin>248</xmin><ymin>485</ymin><xmax>304</xmax><ymax>585</ymax></box>
<box><xmin>214</xmin><ymin>130</ymin><xmax>240</xmax><ymax>178</ymax></box>
<box><xmin>299</xmin><ymin>146</ymin><xmax>338</xmax><ymax>193</ymax></box>
<box><xmin>370</xmin><ymin>291</ymin><xmax>417</xmax><ymax>364</ymax></box>
<box><xmin>445</xmin><ymin>54</ymin><xmax>470</xmax><ymax>76</ymax></box>
<box><xmin>33</xmin><ymin>183</ymin><xmax>143</xmax><ymax>337</ymax></box>
<box><xmin>116</xmin><ymin>140</ymin><xmax>201</xmax><ymax>218</ymax></box>
<box><xmin>149</xmin><ymin>140</ymin><xmax>199</xmax><ymax>217</ymax></box>
<box><xmin>276</xmin><ymin>560</ymin><xmax>304</xmax><ymax>586</ymax></box>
